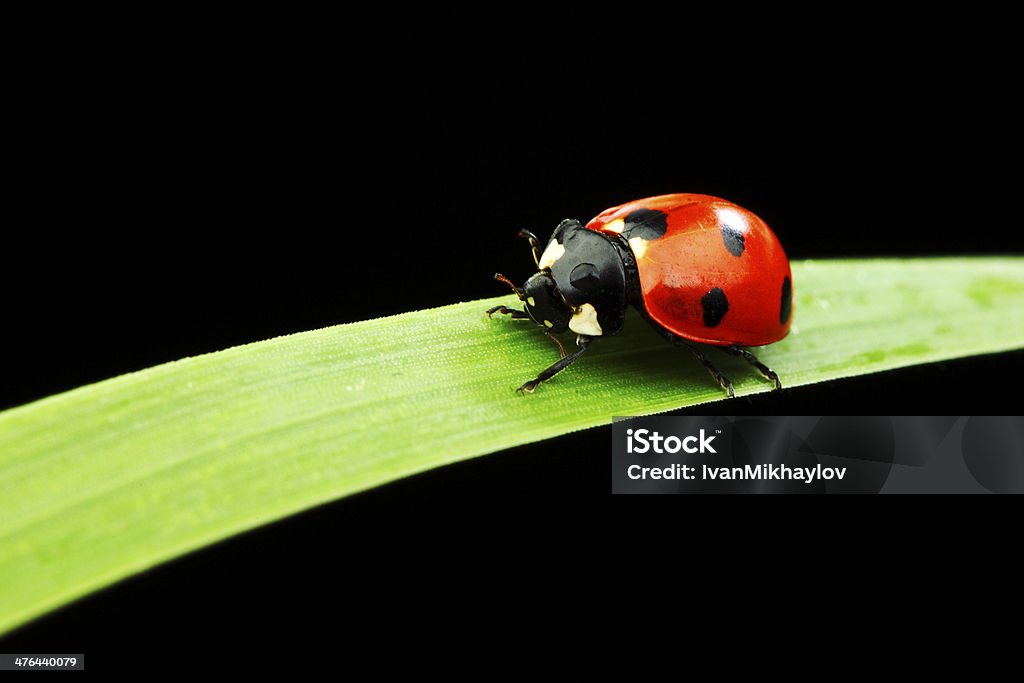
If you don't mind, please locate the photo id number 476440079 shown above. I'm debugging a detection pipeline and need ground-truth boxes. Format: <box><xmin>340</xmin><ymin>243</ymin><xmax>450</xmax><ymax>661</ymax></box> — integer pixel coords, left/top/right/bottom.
<box><xmin>0</xmin><ymin>655</ymin><xmax>83</xmax><ymax>671</ymax></box>
<box><xmin>15</xmin><ymin>657</ymin><xmax>77</xmax><ymax>668</ymax></box>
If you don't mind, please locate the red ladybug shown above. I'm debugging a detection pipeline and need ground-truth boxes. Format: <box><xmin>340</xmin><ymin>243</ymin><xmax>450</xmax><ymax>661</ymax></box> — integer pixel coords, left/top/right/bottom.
<box><xmin>489</xmin><ymin>193</ymin><xmax>793</xmax><ymax>395</ymax></box>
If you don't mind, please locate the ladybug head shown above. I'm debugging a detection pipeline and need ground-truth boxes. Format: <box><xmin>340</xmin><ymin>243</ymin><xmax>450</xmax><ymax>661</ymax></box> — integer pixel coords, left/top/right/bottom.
<box><xmin>493</xmin><ymin>271</ymin><xmax>571</xmax><ymax>333</ymax></box>
<box><xmin>521</xmin><ymin>271</ymin><xmax>571</xmax><ymax>333</ymax></box>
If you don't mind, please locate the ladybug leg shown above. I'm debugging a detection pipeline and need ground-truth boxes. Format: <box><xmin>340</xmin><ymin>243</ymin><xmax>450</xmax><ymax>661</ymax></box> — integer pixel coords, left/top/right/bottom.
<box><xmin>518</xmin><ymin>229</ymin><xmax>542</xmax><ymax>267</ymax></box>
<box><xmin>486</xmin><ymin>305</ymin><xmax>529</xmax><ymax>319</ymax></box>
<box><xmin>727</xmin><ymin>346</ymin><xmax>783</xmax><ymax>391</ymax></box>
<box><xmin>678</xmin><ymin>341</ymin><xmax>735</xmax><ymax>398</ymax></box>
<box><xmin>517</xmin><ymin>335</ymin><xmax>592</xmax><ymax>393</ymax></box>
<box><xmin>649</xmin><ymin>325</ymin><xmax>736</xmax><ymax>397</ymax></box>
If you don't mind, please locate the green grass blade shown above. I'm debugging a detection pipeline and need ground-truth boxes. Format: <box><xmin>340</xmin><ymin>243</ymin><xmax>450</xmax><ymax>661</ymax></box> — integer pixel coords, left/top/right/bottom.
<box><xmin>2</xmin><ymin>257</ymin><xmax>1023</xmax><ymax>634</ymax></box>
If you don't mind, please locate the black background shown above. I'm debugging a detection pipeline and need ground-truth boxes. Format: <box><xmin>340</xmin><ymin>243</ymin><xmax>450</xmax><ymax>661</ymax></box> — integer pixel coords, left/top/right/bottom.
<box><xmin>2</xmin><ymin>53</ymin><xmax>1020</xmax><ymax>669</ymax></box>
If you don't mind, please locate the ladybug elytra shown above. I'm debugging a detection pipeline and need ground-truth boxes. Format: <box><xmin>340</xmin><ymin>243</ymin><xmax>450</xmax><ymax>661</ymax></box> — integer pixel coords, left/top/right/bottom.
<box><xmin>490</xmin><ymin>193</ymin><xmax>793</xmax><ymax>395</ymax></box>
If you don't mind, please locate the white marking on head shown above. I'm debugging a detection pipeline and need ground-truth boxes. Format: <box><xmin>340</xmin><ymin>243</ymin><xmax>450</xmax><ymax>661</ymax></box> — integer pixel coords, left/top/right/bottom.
<box><xmin>526</xmin><ymin>296</ymin><xmax>536</xmax><ymax>306</ymax></box>
<box><xmin>568</xmin><ymin>303</ymin><xmax>603</xmax><ymax>336</ymax></box>
<box><xmin>628</xmin><ymin>236</ymin><xmax>648</xmax><ymax>260</ymax></box>
<box><xmin>538</xmin><ymin>241</ymin><xmax>565</xmax><ymax>270</ymax></box>
<box><xmin>543</xmin><ymin>320</ymin><xmax>553</xmax><ymax>328</ymax></box>
<box><xmin>603</xmin><ymin>218</ymin><xmax>625</xmax><ymax>233</ymax></box>
<box><xmin>716</xmin><ymin>206</ymin><xmax>749</xmax><ymax>233</ymax></box>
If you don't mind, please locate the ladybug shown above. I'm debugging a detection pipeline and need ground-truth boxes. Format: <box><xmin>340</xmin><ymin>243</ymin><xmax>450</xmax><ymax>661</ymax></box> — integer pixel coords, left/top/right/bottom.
<box><xmin>489</xmin><ymin>193</ymin><xmax>793</xmax><ymax>395</ymax></box>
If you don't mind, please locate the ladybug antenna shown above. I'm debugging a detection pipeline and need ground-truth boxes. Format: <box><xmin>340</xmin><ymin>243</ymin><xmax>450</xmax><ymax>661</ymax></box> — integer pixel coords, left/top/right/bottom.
<box><xmin>517</xmin><ymin>229</ymin><xmax>542</xmax><ymax>267</ymax></box>
<box><xmin>493</xmin><ymin>272</ymin><xmax>524</xmax><ymax>299</ymax></box>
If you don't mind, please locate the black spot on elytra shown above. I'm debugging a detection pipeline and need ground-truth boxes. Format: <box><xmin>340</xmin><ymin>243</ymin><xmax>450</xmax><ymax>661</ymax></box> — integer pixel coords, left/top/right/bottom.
<box><xmin>570</xmin><ymin>262</ymin><xmax>600</xmax><ymax>292</ymax></box>
<box><xmin>623</xmin><ymin>208</ymin><xmax>668</xmax><ymax>241</ymax></box>
<box><xmin>702</xmin><ymin>288</ymin><xmax>729</xmax><ymax>327</ymax></box>
<box><xmin>720</xmin><ymin>224</ymin><xmax>745</xmax><ymax>257</ymax></box>
<box><xmin>780</xmin><ymin>276</ymin><xmax>792</xmax><ymax>324</ymax></box>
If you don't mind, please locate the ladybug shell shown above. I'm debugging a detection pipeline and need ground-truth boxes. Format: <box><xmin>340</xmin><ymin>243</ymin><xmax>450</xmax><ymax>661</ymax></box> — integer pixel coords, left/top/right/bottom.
<box><xmin>586</xmin><ymin>193</ymin><xmax>792</xmax><ymax>347</ymax></box>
